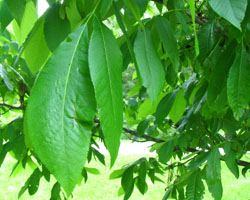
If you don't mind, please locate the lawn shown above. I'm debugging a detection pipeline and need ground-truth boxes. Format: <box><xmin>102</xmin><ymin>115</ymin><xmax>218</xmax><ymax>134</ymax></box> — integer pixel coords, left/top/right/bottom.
<box><xmin>0</xmin><ymin>148</ymin><xmax>249</xmax><ymax>200</ymax></box>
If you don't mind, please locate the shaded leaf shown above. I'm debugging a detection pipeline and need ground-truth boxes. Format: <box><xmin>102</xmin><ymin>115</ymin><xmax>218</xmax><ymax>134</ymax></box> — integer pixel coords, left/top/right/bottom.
<box><xmin>169</xmin><ymin>88</ymin><xmax>187</xmax><ymax>123</ymax></box>
<box><xmin>23</xmin><ymin>16</ymin><xmax>51</xmax><ymax>74</ymax></box>
<box><xmin>5</xmin><ymin>0</ymin><xmax>26</xmax><ymax>25</ymax></box>
<box><xmin>155</xmin><ymin>16</ymin><xmax>180</xmax><ymax>72</ymax></box>
<box><xmin>156</xmin><ymin>90</ymin><xmax>178</xmax><ymax>124</ymax></box>
<box><xmin>157</xmin><ymin>138</ymin><xmax>175</xmax><ymax>163</ymax></box>
<box><xmin>206</xmin><ymin>147</ymin><xmax>221</xmax><ymax>186</ymax></box>
<box><xmin>44</xmin><ymin>3</ymin><xmax>71</xmax><ymax>51</ymax></box>
<box><xmin>186</xmin><ymin>169</ymin><xmax>205</xmax><ymax>200</ymax></box>
<box><xmin>134</xmin><ymin>28</ymin><xmax>165</xmax><ymax>103</ymax></box>
<box><xmin>224</xmin><ymin>142</ymin><xmax>239</xmax><ymax>178</ymax></box>
<box><xmin>209</xmin><ymin>0</ymin><xmax>248</xmax><ymax>30</ymax></box>
<box><xmin>227</xmin><ymin>46</ymin><xmax>250</xmax><ymax>120</ymax></box>
<box><xmin>89</xmin><ymin>16</ymin><xmax>123</xmax><ymax>166</ymax></box>
<box><xmin>0</xmin><ymin>0</ymin><xmax>13</xmax><ymax>30</ymax></box>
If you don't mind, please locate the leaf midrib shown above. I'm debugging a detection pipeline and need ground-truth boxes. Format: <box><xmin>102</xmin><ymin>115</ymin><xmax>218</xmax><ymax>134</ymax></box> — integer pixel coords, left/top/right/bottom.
<box><xmin>61</xmin><ymin>27</ymin><xmax>86</xmax><ymax>169</ymax></box>
<box><xmin>97</xmin><ymin>19</ymin><xmax>117</xmax><ymax>125</ymax></box>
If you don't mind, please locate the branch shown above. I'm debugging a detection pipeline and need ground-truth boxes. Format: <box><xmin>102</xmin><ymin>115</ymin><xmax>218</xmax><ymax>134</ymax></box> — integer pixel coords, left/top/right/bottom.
<box><xmin>0</xmin><ymin>103</ymin><xmax>23</xmax><ymax>110</ymax></box>
<box><xmin>93</xmin><ymin>118</ymin><xmax>250</xmax><ymax>167</ymax></box>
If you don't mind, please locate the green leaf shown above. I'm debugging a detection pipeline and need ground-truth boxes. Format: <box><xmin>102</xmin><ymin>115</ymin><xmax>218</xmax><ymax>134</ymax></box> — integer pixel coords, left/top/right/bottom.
<box><xmin>207</xmin><ymin>180</ymin><xmax>223</xmax><ymax>200</ymax></box>
<box><xmin>89</xmin><ymin>16</ymin><xmax>123</xmax><ymax>166</ymax></box>
<box><xmin>227</xmin><ymin>46</ymin><xmax>250</xmax><ymax>120</ymax></box>
<box><xmin>22</xmin><ymin>16</ymin><xmax>51</xmax><ymax>74</ymax></box>
<box><xmin>169</xmin><ymin>88</ymin><xmax>187</xmax><ymax>123</ymax></box>
<box><xmin>28</xmin><ymin>168</ymin><xmax>42</xmax><ymax>195</ymax></box>
<box><xmin>138</xmin><ymin>93</ymin><xmax>164</xmax><ymax>119</ymax></box>
<box><xmin>134</xmin><ymin>28</ymin><xmax>165</xmax><ymax>103</ymax></box>
<box><xmin>50</xmin><ymin>182</ymin><xmax>61</xmax><ymax>200</ymax></box>
<box><xmin>121</xmin><ymin>167</ymin><xmax>135</xmax><ymax>200</ymax></box>
<box><xmin>0</xmin><ymin>0</ymin><xmax>13</xmax><ymax>30</ymax></box>
<box><xmin>206</xmin><ymin>147</ymin><xmax>221</xmax><ymax>186</ymax></box>
<box><xmin>224</xmin><ymin>142</ymin><xmax>239</xmax><ymax>178</ymax></box>
<box><xmin>44</xmin><ymin>3</ymin><xmax>71</xmax><ymax>51</ymax></box>
<box><xmin>100</xmin><ymin>0</ymin><xmax>113</xmax><ymax>17</ymax></box>
<box><xmin>65</xmin><ymin>0</ymin><xmax>82</xmax><ymax>29</ymax></box>
<box><xmin>198</xmin><ymin>22</ymin><xmax>216</xmax><ymax>62</ymax></box>
<box><xmin>85</xmin><ymin>167</ymin><xmax>101</xmax><ymax>175</ymax></box>
<box><xmin>5</xmin><ymin>0</ymin><xmax>26</xmax><ymax>25</ymax></box>
<box><xmin>207</xmin><ymin>42</ymin><xmax>236</xmax><ymax>105</ymax></box>
<box><xmin>209</xmin><ymin>0</ymin><xmax>248</xmax><ymax>30</ymax></box>
<box><xmin>109</xmin><ymin>168</ymin><xmax>126</xmax><ymax>179</ymax></box>
<box><xmin>187</xmin><ymin>152</ymin><xmax>209</xmax><ymax>171</ymax></box>
<box><xmin>123</xmin><ymin>0</ymin><xmax>141</xmax><ymax>21</ymax></box>
<box><xmin>156</xmin><ymin>90</ymin><xmax>178</xmax><ymax>124</ymax></box>
<box><xmin>12</xmin><ymin>0</ymin><xmax>38</xmax><ymax>45</ymax></box>
<box><xmin>25</xmin><ymin>25</ymin><xmax>96</xmax><ymax>196</ymax></box>
<box><xmin>137</xmin><ymin>161</ymin><xmax>147</xmax><ymax>194</ymax></box>
<box><xmin>157</xmin><ymin>138</ymin><xmax>175</xmax><ymax>163</ymax></box>
<box><xmin>155</xmin><ymin>16</ymin><xmax>180</xmax><ymax>72</ymax></box>
<box><xmin>186</xmin><ymin>169</ymin><xmax>205</xmax><ymax>200</ymax></box>
<box><xmin>0</xmin><ymin>64</ymin><xmax>13</xmax><ymax>91</ymax></box>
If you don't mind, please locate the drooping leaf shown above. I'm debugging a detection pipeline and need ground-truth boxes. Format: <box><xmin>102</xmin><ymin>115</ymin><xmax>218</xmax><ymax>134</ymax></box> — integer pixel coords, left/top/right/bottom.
<box><xmin>207</xmin><ymin>42</ymin><xmax>236</xmax><ymax>105</ymax></box>
<box><xmin>157</xmin><ymin>138</ymin><xmax>175</xmax><ymax>163</ymax></box>
<box><xmin>44</xmin><ymin>3</ymin><xmax>71</xmax><ymax>51</ymax></box>
<box><xmin>65</xmin><ymin>0</ymin><xmax>82</xmax><ymax>30</ymax></box>
<box><xmin>25</xmin><ymin>25</ymin><xmax>96</xmax><ymax>196</ymax></box>
<box><xmin>134</xmin><ymin>28</ymin><xmax>165</xmax><ymax>103</ymax></box>
<box><xmin>5</xmin><ymin>0</ymin><xmax>26</xmax><ymax>25</ymax></box>
<box><xmin>28</xmin><ymin>168</ymin><xmax>42</xmax><ymax>195</ymax></box>
<box><xmin>169</xmin><ymin>88</ymin><xmax>187</xmax><ymax>123</ymax></box>
<box><xmin>100</xmin><ymin>0</ymin><xmax>113</xmax><ymax>17</ymax></box>
<box><xmin>12</xmin><ymin>0</ymin><xmax>38</xmax><ymax>45</ymax></box>
<box><xmin>206</xmin><ymin>147</ymin><xmax>221</xmax><ymax>186</ymax></box>
<box><xmin>50</xmin><ymin>182</ymin><xmax>61</xmax><ymax>200</ymax></box>
<box><xmin>198</xmin><ymin>22</ymin><xmax>216</xmax><ymax>62</ymax></box>
<box><xmin>0</xmin><ymin>0</ymin><xmax>13</xmax><ymax>30</ymax></box>
<box><xmin>137</xmin><ymin>161</ymin><xmax>148</xmax><ymax>194</ymax></box>
<box><xmin>22</xmin><ymin>16</ymin><xmax>51</xmax><ymax>74</ymax></box>
<box><xmin>207</xmin><ymin>179</ymin><xmax>223</xmax><ymax>200</ymax></box>
<box><xmin>155</xmin><ymin>16</ymin><xmax>180</xmax><ymax>72</ymax></box>
<box><xmin>89</xmin><ymin>16</ymin><xmax>123</xmax><ymax>166</ymax></box>
<box><xmin>121</xmin><ymin>166</ymin><xmax>135</xmax><ymax>200</ymax></box>
<box><xmin>123</xmin><ymin>0</ymin><xmax>141</xmax><ymax>21</ymax></box>
<box><xmin>155</xmin><ymin>90</ymin><xmax>178</xmax><ymax>124</ymax></box>
<box><xmin>224</xmin><ymin>142</ymin><xmax>239</xmax><ymax>178</ymax></box>
<box><xmin>227</xmin><ymin>46</ymin><xmax>250</xmax><ymax>120</ymax></box>
<box><xmin>186</xmin><ymin>169</ymin><xmax>205</xmax><ymax>200</ymax></box>
<box><xmin>209</xmin><ymin>0</ymin><xmax>248</xmax><ymax>30</ymax></box>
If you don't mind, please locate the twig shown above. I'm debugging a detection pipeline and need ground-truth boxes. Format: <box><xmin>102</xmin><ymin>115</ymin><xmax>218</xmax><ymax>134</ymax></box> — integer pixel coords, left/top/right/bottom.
<box><xmin>0</xmin><ymin>103</ymin><xmax>23</xmax><ymax>110</ymax></box>
<box><xmin>93</xmin><ymin>118</ymin><xmax>250</xmax><ymax>167</ymax></box>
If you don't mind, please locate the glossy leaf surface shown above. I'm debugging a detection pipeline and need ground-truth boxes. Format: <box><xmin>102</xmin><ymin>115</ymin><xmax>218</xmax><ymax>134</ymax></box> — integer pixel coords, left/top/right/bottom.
<box><xmin>26</xmin><ymin>25</ymin><xmax>96</xmax><ymax>195</ymax></box>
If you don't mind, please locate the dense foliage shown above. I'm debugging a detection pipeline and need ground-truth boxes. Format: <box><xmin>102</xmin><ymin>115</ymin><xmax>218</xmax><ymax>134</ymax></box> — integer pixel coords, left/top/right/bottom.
<box><xmin>0</xmin><ymin>0</ymin><xmax>250</xmax><ymax>199</ymax></box>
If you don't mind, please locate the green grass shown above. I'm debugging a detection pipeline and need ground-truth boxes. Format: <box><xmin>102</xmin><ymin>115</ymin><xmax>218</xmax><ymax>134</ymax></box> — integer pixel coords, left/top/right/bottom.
<box><xmin>0</xmin><ymin>153</ymin><xmax>249</xmax><ymax>200</ymax></box>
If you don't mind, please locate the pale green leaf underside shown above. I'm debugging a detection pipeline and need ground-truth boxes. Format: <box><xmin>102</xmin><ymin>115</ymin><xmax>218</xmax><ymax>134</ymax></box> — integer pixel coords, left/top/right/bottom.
<box><xmin>134</xmin><ymin>28</ymin><xmax>165</xmax><ymax>103</ymax></box>
<box><xmin>26</xmin><ymin>25</ymin><xmax>96</xmax><ymax>196</ymax></box>
<box><xmin>209</xmin><ymin>0</ymin><xmax>248</xmax><ymax>30</ymax></box>
<box><xmin>89</xmin><ymin>17</ymin><xmax>123</xmax><ymax>166</ymax></box>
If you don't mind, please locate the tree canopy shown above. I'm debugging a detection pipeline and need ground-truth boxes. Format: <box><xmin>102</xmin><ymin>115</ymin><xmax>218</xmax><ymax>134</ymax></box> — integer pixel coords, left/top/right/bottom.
<box><xmin>0</xmin><ymin>0</ymin><xmax>250</xmax><ymax>199</ymax></box>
